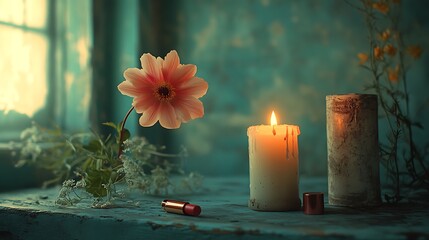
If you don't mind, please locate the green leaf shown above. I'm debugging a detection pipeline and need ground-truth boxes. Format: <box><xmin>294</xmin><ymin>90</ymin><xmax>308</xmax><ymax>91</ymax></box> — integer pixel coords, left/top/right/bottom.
<box><xmin>65</xmin><ymin>139</ymin><xmax>77</xmax><ymax>152</ymax></box>
<box><xmin>121</xmin><ymin>128</ymin><xmax>131</xmax><ymax>143</ymax></box>
<box><xmin>81</xmin><ymin>157</ymin><xmax>93</xmax><ymax>171</ymax></box>
<box><xmin>85</xmin><ymin>168</ymin><xmax>111</xmax><ymax>197</ymax></box>
<box><xmin>102</xmin><ymin>122</ymin><xmax>118</xmax><ymax>130</ymax></box>
<box><xmin>84</xmin><ymin>140</ymin><xmax>102</xmax><ymax>152</ymax></box>
<box><xmin>14</xmin><ymin>159</ymin><xmax>27</xmax><ymax>168</ymax></box>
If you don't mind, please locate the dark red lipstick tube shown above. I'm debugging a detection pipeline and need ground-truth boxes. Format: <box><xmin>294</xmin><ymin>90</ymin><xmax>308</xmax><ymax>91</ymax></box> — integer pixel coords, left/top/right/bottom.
<box><xmin>161</xmin><ymin>200</ymin><xmax>201</xmax><ymax>217</ymax></box>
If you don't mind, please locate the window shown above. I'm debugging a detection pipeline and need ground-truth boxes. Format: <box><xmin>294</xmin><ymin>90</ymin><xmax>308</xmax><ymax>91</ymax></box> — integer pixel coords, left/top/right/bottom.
<box><xmin>0</xmin><ymin>0</ymin><xmax>49</xmax><ymax>139</ymax></box>
<box><xmin>0</xmin><ymin>0</ymin><xmax>92</xmax><ymax>192</ymax></box>
<box><xmin>0</xmin><ymin>0</ymin><xmax>48</xmax><ymax>117</ymax></box>
<box><xmin>0</xmin><ymin>0</ymin><xmax>92</xmax><ymax>140</ymax></box>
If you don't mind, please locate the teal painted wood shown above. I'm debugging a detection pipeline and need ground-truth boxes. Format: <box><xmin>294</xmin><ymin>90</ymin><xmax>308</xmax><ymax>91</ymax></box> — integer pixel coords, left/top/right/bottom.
<box><xmin>1</xmin><ymin>177</ymin><xmax>428</xmax><ymax>239</ymax></box>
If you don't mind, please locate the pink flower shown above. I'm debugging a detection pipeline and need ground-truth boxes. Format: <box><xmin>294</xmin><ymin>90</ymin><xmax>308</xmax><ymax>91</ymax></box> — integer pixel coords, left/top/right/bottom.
<box><xmin>117</xmin><ymin>50</ymin><xmax>208</xmax><ymax>129</ymax></box>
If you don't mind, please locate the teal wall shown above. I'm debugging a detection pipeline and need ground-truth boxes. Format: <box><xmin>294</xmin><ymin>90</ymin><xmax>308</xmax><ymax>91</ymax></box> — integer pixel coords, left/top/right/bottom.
<box><xmin>157</xmin><ymin>0</ymin><xmax>429</xmax><ymax>176</ymax></box>
<box><xmin>1</xmin><ymin>0</ymin><xmax>429</xmax><ymax>192</ymax></box>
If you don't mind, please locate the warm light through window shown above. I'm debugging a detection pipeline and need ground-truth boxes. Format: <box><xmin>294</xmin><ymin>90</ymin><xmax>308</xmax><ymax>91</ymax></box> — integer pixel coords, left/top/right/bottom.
<box><xmin>0</xmin><ymin>0</ymin><xmax>47</xmax><ymax>28</ymax></box>
<box><xmin>0</xmin><ymin>0</ymin><xmax>48</xmax><ymax>117</ymax></box>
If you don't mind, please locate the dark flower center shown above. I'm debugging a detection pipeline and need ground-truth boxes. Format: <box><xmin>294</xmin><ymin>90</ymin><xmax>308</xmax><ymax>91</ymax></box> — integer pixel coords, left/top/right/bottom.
<box><xmin>155</xmin><ymin>84</ymin><xmax>175</xmax><ymax>102</ymax></box>
<box><xmin>157</xmin><ymin>86</ymin><xmax>170</xmax><ymax>97</ymax></box>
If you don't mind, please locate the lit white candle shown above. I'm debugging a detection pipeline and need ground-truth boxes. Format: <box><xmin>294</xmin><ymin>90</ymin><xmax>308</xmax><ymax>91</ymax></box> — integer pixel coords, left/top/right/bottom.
<box><xmin>247</xmin><ymin>111</ymin><xmax>300</xmax><ymax>211</ymax></box>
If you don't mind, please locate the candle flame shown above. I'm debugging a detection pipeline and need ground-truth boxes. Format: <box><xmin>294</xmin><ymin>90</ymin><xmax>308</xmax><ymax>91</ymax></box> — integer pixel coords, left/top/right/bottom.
<box><xmin>270</xmin><ymin>111</ymin><xmax>278</xmax><ymax>126</ymax></box>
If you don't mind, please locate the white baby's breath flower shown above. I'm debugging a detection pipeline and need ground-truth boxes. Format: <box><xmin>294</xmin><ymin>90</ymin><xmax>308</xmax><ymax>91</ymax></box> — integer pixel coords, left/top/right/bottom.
<box><xmin>75</xmin><ymin>179</ymin><xmax>86</xmax><ymax>188</ymax></box>
<box><xmin>116</xmin><ymin>167</ymin><xmax>125</xmax><ymax>174</ymax></box>
<box><xmin>58</xmin><ymin>187</ymin><xmax>70</xmax><ymax>198</ymax></box>
<box><xmin>151</xmin><ymin>166</ymin><xmax>169</xmax><ymax>194</ymax></box>
<box><xmin>20</xmin><ymin>126</ymin><xmax>37</xmax><ymax>140</ymax></box>
<box><xmin>20</xmin><ymin>142</ymin><xmax>43</xmax><ymax>162</ymax></box>
<box><xmin>62</xmin><ymin>179</ymin><xmax>76</xmax><ymax>187</ymax></box>
<box><xmin>55</xmin><ymin>198</ymin><xmax>69</xmax><ymax>206</ymax></box>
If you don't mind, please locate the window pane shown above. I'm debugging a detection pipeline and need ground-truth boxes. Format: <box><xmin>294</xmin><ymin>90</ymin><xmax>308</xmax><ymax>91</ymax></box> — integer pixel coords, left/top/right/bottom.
<box><xmin>24</xmin><ymin>0</ymin><xmax>47</xmax><ymax>28</ymax></box>
<box><xmin>0</xmin><ymin>0</ymin><xmax>47</xmax><ymax>28</ymax></box>
<box><xmin>0</xmin><ymin>25</ymin><xmax>48</xmax><ymax>117</ymax></box>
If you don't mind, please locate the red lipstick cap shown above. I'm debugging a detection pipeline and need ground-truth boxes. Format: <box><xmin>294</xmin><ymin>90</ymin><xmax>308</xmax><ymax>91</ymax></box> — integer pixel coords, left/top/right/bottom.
<box><xmin>184</xmin><ymin>203</ymin><xmax>201</xmax><ymax>216</ymax></box>
<box><xmin>303</xmin><ymin>192</ymin><xmax>324</xmax><ymax>215</ymax></box>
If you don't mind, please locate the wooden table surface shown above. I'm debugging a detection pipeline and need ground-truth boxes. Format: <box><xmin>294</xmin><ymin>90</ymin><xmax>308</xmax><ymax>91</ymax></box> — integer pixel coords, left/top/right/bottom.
<box><xmin>1</xmin><ymin>176</ymin><xmax>428</xmax><ymax>239</ymax></box>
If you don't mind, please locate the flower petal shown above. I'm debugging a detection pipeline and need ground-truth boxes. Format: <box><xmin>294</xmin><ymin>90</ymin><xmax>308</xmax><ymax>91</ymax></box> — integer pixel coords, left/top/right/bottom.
<box><xmin>162</xmin><ymin>50</ymin><xmax>180</xmax><ymax>79</ymax></box>
<box><xmin>123</xmin><ymin>68</ymin><xmax>145</xmax><ymax>86</ymax></box>
<box><xmin>140</xmin><ymin>53</ymin><xmax>162</xmax><ymax>82</ymax></box>
<box><xmin>174</xmin><ymin>103</ymin><xmax>192</xmax><ymax>122</ymax></box>
<box><xmin>158</xmin><ymin>102</ymin><xmax>181</xmax><ymax>129</ymax></box>
<box><xmin>132</xmin><ymin>92</ymin><xmax>158</xmax><ymax>113</ymax></box>
<box><xmin>177</xmin><ymin>77</ymin><xmax>208</xmax><ymax>98</ymax></box>
<box><xmin>118</xmin><ymin>81</ymin><xmax>144</xmax><ymax>97</ymax></box>
<box><xmin>170</xmin><ymin>64</ymin><xmax>196</xmax><ymax>85</ymax></box>
<box><xmin>139</xmin><ymin>103</ymin><xmax>160</xmax><ymax>127</ymax></box>
<box><xmin>173</xmin><ymin>97</ymin><xmax>204</xmax><ymax>121</ymax></box>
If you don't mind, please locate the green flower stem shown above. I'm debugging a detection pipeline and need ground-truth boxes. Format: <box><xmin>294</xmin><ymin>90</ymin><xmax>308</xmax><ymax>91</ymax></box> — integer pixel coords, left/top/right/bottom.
<box><xmin>118</xmin><ymin>106</ymin><xmax>135</xmax><ymax>159</ymax></box>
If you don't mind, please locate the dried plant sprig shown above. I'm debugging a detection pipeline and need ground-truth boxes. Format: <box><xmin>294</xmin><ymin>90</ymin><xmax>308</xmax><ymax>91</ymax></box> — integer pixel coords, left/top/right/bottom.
<box><xmin>348</xmin><ymin>0</ymin><xmax>429</xmax><ymax>202</ymax></box>
<box><xmin>15</xmin><ymin>122</ymin><xmax>201</xmax><ymax>207</ymax></box>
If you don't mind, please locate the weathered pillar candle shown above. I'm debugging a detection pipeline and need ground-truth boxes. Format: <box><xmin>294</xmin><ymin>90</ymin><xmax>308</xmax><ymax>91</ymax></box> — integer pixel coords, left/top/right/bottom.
<box><xmin>326</xmin><ymin>94</ymin><xmax>381</xmax><ymax>207</ymax></box>
<box><xmin>247</xmin><ymin>111</ymin><xmax>300</xmax><ymax>211</ymax></box>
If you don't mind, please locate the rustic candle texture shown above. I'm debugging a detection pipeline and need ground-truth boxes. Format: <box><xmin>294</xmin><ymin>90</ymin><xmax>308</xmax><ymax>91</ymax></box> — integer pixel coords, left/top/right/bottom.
<box><xmin>326</xmin><ymin>94</ymin><xmax>381</xmax><ymax>207</ymax></box>
<box><xmin>248</xmin><ymin>125</ymin><xmax>300</xmax><ymax>211</ymax></box>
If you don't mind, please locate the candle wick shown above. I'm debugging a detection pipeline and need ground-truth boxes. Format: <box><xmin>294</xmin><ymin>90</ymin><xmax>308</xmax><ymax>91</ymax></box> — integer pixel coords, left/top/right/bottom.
<box><xmin>272</xmin><ymin>126</ymin><xmax>276</xmax><ymax>136</ymax></box>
